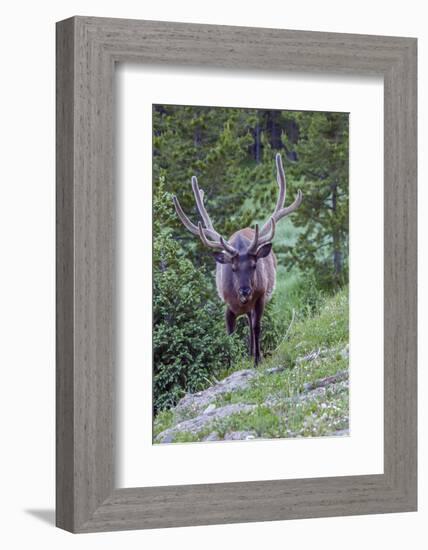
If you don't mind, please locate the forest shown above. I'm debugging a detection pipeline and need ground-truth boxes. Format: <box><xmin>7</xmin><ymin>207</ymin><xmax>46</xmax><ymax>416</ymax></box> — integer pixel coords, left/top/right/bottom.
<box><xmin>152</xmin><ymin>104</ymin><xmax>349</xmax><ymax>440</ymax></box>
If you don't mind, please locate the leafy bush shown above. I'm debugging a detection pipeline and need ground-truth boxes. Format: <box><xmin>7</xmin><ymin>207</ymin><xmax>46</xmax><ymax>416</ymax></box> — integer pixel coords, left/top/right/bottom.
<box><xmin>153</xmin><ymin>181</ymin><xmax>245</xmax><ymax>412</ymax></box>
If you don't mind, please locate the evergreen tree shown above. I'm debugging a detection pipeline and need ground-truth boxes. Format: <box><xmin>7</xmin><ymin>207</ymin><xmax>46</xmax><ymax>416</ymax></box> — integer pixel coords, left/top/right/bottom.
<box><xmin>282</xmin><ymin>112</ymin><xmax>349</xmax><ymax>289</ymax></box>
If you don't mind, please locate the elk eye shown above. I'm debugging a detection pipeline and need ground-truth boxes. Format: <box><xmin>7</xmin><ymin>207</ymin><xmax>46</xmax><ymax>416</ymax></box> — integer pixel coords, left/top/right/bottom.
<box><xmin>252</xmin><ymin>264</ymin><xmax>257</xmax><ymax>270</ymax></box>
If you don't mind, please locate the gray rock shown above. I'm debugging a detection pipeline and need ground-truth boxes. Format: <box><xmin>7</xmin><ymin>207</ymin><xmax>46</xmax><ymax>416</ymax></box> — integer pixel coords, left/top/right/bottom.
<box><xmin>264</xmin><ymin>386</ymin><xmax>326</xmax><ymax>408</ymax></box>
<box><xmin>328</xmin><ymin>428</ymin><xmax>350</xmax><ymax>437</ymax></box>
<box><xmin>174</xmin><ymin>369</ymin><xmax>257</xmax><ymax>420</ymax></box>
<box><xmin>159</xmin><ymin>433</ymin><xmax>175</xmax><ymax>444</ymax></box>
<box><xmin>203</xmin><ymin>432</ymin><xmax>220</xmax><ymax>441</ymax></box>
<box><xmin>296</xmin><ymin>345</ymin><xmax>349</xmax><ymax>365</ymax></box>
<box><xmin>303</xmin><ymin>370</ymin><xmax>348</xmax><ymax>392</ymax></box>
<box><xmin>224</xmin><ymin>431</ymin><xmax>257</xmax><ymax>441</ymax></box>
<box><xmin>297</xmin><ymin>348</ymin><xmax>321</xmax><ymax>363</ymax></box>
<box><xmin>340</xmin><ymin>344</ymin><xmax>349</xmax><ymax>359</ymax></box>
<box><xmin>265</xmin><ymin>366</ymin><xmax>287</xmax><ymax>375</ymax></box>
<box><xmin>156</xmin><ymin>403</ymin><xmax>256</xmax><ymax>443</ymax></box>
<box><xmin>264</xmin><ymin>369</ymin><xmax>349</xmax><ymax>409</ymax></box>
<box><xmin>203</xmin><ymin>403</ymin><xmax>216</xmax><ymax>414</ymax></box>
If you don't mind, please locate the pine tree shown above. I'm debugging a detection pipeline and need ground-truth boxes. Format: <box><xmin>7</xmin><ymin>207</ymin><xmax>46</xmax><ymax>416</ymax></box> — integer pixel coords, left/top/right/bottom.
<box><xmin>282</xmin><ymin>111</ymin><xmax>349</xmax><ymax>290</ymax></box>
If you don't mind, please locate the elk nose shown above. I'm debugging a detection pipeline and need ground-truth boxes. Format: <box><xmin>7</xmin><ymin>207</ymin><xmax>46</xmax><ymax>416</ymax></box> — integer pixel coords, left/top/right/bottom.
<box><xmin>239</xmin><ymin>287</ymin><xmax>251</xmax><ymax>297</ymax></box>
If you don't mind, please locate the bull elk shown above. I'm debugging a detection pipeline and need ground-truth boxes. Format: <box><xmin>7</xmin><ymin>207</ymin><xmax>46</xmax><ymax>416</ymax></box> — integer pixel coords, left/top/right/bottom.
<box><xmin>173</xmin><ymin>153</ymin><xmax>302</xmax><ymax>366</ymax></box>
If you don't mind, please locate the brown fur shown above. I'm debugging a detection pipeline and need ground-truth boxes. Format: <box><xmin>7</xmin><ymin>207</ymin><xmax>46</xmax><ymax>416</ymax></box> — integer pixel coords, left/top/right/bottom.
<box><xmin>215</xmin><ymin>228</ymin><xmax>277</xmax><ymax>365</ymax></box>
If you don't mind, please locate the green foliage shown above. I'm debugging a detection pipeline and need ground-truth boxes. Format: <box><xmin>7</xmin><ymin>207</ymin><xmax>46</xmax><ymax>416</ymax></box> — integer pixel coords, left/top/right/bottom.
<box><xmin>153</xmin><ymin>181</ymin><xmax>245</xmax><ymax>412</ymax></box>
<box><xmin>282</xmin><ymin>111</ymin><xmax>349</xmax><ymax>289</ymax></box>
<box><xmin>153</xmin><ymin>106</ymin><xmax>301</xmax><ymax>252</ymax></box>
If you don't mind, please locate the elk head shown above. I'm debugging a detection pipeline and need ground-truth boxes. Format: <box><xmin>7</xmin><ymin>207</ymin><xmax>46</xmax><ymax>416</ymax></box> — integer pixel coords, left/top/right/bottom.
<box><xmin>209</xmin><ymin>223</ymin><xmax>276</xmax><ymax>304</ymax></box>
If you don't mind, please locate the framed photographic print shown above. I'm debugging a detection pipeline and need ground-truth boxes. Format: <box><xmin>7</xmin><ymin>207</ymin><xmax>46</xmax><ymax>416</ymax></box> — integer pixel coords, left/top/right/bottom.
<box><xmin>56</xmin><ymin>16</ymin><xmax>417</xmax><ymax>532</ymax></box>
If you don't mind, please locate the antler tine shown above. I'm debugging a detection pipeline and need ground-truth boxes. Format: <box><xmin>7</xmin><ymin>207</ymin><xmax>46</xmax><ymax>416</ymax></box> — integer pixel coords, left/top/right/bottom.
<box><xmin>172</xmin><ymin>195</ymin><xmax>219</xmax><ymax>240</ymax></box>
<box><xmin>174</xmin><ymin>176</ymin><xmax>238</xmax><ymax>255</ymax></box>
<box><xmin>197</xmin><ymin>222</ymin><xmax>221</xmax><ymax>249</ymax></box>
<box><xmin>191</xmin><ymin>176</ymin><xmax>216</xmax><ymax>233</ymax></box>
<box><xmin>260</xmin><ymin>154</ymin><xmax>302</xmax><ymax>236</ymax></box>
<box><xmin>247</xmin><ymin>223</ymin><xmax>260</xmax><ymax>255</ymax></box>
<box><xmin>172</xmin><ymin>195</ymin><xmax>199</xmax><ymax>236</ymax></box>
<box><xmin>220</xmin><ymin>236</ymin><xmax>239</xmax><ymax>256</ymax></box>
<box><xmin>274</xmin><ymin>152</ymin><xmax>286</xmax><ymax>214</ymax></box>
<box><xmin>259</xmin><ymin>218</ymin><xmax>276</xmax><ymax>246</ymax></box>
<box><xmin>273</xmin><ymin>189</ymin><xmax>303</xmax><ymax>222</ymax></box>
<box><xmin>248</xmin><ymin>219</ymin><xmax>276</xmax><ymax>255</ymax></box>
<box><xmin>197</xmin><ymin>222</ymin><xmax>238</xmax><ymax>256</ymax></box>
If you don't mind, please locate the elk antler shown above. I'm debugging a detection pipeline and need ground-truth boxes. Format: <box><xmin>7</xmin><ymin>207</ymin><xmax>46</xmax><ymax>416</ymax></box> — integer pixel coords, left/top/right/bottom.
<box><xmin>173</xmin><ymin>178</ymin><xmax>238</xmax><ymax>256</ymax></box>
<box><xmin>260</xmin><ymin>153</ymin><xmax>303</xmax><ymax>237</ymax></box>
<box><xmin>197</xmin><ymin>222</ymin><xmax>239</xmax><ymax>255</ymax></box>
<box><xmin>191</xmin><ymin>176</ymin><xmax>215</xmax><ymax>232</ymax></box>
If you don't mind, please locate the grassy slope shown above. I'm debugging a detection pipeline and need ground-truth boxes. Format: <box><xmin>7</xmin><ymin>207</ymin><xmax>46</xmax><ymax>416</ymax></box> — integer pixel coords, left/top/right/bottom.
<box><xmin>154</xmin><ymin>286</ymin><xmax>349</xmax><ymax>442</ymax></box>
<box><xmin>207</xmin><ymin>288</ymin><xmax>349</xmax><ymax>440</ymax></box>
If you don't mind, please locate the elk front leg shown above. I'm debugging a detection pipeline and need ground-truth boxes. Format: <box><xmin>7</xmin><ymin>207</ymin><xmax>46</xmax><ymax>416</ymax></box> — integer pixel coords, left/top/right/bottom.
<box><xmin>225</xmin><ymin>307</ymin><xmax>236</xmax><ymax>335</ymax></box>
<box><xmin>247</xmin><ymin>312</ymin><xmax>254</xmax><ymax>356</ymax></box>
<box><xmin>253</xmin><ymin>298</ymin><xmax>265</xmax><ymax>366</ymax></box>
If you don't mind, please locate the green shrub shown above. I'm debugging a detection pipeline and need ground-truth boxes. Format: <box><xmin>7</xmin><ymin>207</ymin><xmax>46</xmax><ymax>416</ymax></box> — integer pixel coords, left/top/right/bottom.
<box><xmin>153</xmin><ymin>181</ymin><xmax>245</xmax><ymax>412</ymax></box>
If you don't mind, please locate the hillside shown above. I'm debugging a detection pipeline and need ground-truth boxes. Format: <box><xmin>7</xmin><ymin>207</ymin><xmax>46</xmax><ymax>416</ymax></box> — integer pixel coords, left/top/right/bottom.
<box><xmin>154</xmin><ymin>288</ymin><xmax>349</xmax><ymax>444</ymax></box>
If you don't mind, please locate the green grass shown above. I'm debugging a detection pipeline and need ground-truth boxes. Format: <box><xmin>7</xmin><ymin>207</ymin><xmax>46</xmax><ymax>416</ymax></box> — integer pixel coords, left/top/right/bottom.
<box><xmin>211</xmin><ymin>391</ymin><xmax>348</xmax><ymax>439</ymax></box>
<box><xmin>153</xmin><ymin>409</ymin><xmax>174</xmax><ymax>438</ymax></box>
<box><xmin>273</xmin><ymin>287</ymin><xmax>348</xmax><ymax>365</ymax></box>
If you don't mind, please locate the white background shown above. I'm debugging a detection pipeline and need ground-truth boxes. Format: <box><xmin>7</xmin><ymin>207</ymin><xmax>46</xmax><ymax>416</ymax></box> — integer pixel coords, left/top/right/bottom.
<box><xmin>0</xmin><ymin>1</ymin><xmax>425</xmax><ymax>549</ymax></box>
<box><xmin>118</xmin><ymin>67</ymin><xmax>384</xmax><ymax>487</ymax></box>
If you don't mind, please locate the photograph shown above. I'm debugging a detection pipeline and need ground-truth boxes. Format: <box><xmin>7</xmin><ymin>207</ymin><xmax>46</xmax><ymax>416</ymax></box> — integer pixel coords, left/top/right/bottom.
<box><xmin>152</xmin><ymin>104</ymin><xmax>350</xmax><ymax>444</ymax></box>
<box><xmin>0</xmin><ymin>0</ymin><xmax>419</xmax><ymax>542</ymax></box>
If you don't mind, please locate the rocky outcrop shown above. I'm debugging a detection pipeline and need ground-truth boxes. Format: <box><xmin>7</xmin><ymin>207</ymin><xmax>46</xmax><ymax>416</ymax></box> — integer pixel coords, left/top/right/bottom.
<box><xmin>155</xmin><ymin>347</ymin><xmax>349</xmax><ymax>444</ymax></box>
<box><xmin>263</xmin><ymin>375</ymin><xmax>348</xmax><ymax>408</ymax></box>
<box><xmin>303</xmin><ymin>369</ymin><xmax>348</xmax><ymax>392</ymax></box>
<box><xmin>156</xmin><ymin>403</ymin><xmax>256</xmax><ymax>443</ymax></box>
<box><xmin>173</xmin><ymin>369</ymin><xmax>257</xmax><ymax>422</ymax></box>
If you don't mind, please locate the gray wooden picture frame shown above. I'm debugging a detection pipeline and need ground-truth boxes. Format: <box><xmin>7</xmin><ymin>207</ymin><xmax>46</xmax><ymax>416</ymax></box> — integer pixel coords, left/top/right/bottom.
<box><xmin>56</xmin><ymin>16</ymin><xmax>417</xmax><ymax>533</ymax></box>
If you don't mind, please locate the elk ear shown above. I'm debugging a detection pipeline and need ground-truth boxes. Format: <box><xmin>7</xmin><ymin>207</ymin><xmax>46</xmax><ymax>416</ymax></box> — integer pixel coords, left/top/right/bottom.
<box><xmin>256</xmin><ymin>243</ymin><xmax>272</xmax><ymax>259</ymax></box>
<box><xmin>213</xmin><ymin>252</ymin><xmax>232</xmax><ymax>264</ymax></box>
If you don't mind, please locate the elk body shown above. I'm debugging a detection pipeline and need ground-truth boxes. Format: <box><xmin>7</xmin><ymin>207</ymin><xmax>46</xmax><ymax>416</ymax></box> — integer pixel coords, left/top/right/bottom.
<box><xmin>173</xmin><ymin>154</ymin><xmax>302</xmax><ymax>366</ymax></box>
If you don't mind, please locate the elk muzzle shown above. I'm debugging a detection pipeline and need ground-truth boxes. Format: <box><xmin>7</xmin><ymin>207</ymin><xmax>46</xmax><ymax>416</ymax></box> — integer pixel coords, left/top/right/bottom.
<box><xmin>238</xmin><ymin>286</ymin><xmax>252</xmax><ymax>303</ymax></box>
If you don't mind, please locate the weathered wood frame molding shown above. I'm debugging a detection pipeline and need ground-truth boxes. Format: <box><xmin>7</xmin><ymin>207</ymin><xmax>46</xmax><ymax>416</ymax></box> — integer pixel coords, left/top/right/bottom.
<box><xmin>56</xmin><ymin>16</ymin><xmax>417</xmax><ymax>533</ymax></box>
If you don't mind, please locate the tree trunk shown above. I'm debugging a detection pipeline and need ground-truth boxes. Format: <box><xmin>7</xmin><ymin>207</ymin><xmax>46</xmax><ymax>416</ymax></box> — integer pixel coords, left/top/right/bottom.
<box><xmin>331</xmin><ymin>182</ymin><xmax>342</xmax><ymax>286</ymax></box>
<box><xmin>194</xmin><ymin>126</ymin><xmax>201</xmax><ymax>148</ymax></box>
<box><xmin>254</xmin><ymin>123</ymin><xmax>261</xmax><ymax>163</ymax></box>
